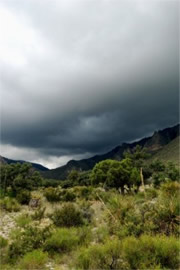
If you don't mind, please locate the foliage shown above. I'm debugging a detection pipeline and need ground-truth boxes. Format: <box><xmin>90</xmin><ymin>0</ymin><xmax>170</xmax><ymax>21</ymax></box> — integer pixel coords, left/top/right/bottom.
<box><xmin>91</xmin><ymin>158</ymin><xmax>141</xmax><ymax>193</ymax></box>
<box><xmin>44</xmin><ymin>186</ymin><xmax>62</xmax><ymax>202</ymax></box>
<box><xmin>44</xmin><ymin>228</ymin><xmax>79</xmax><ymax>254</ymax></box>
<box><xmin>0</xmin><ymin>163</ymin><xmax>42</xmax><ymax>195</ymax></box>
<box><xmin>0</xmin><ymin>236</ymin><xmax>8</xmax><ymax>265</ymax></box>
<box><xmin>0</xmin><ymin>236</ymin><xmax>8</xmax><ymax>248</ymax></box>
<box><xmin>0</xmin><ymin>197</ymin><xmax>21</xmax><ymax>212</ymax></box>
<box><xmin>76</xmin><ymin>238</ymin><xmax>129</xmax><ymax>270</ymax></box>
<box><xmin>123</xmin><ymin>145</ymin><xmax>150</xmax><ymax>167</ymax></box>
<box><xmin>123</xmin><ymin>234</ymin><xmax>179</xmax><ymax>269</ymax></box>
<box><xmin>68</xmin><ymin>169</ymin><xmax>80</xmax><ymax>183</ymax></box>
<box><xmin>18</xmin><ymin>249</ymin><xmax>48</xmax><ymax>270</ymax></box>
<box><xmin>50</xmin><ymin>203</ymin><xmax>84</xmax><ymax>227</ymax></box>
<box><xmin>8</xmin><ymin>225</ymin><xmax>52</xmax><ymax>261</ymax></box>
<box><xmin>31</xmin><ymin>206</ymin><xmax>46</xmax><ymax>221</ymax></box>
<box><xmin>16</xmin><ymin>189</ymin><xmax>31</xmax><ymax>204</ymax></box>
<box><xmin>16</xmin><ymin>213</ymin><xmax>32</xmax><ymax>228</ymax></box>
<box><xmin>150</xmin><ymin>160</ymin><xmax>179</xmax><ymax>186</ymax></box>
<box><xmin>63</xmin><ymin>190</ymin><xmax>76</xmax><ymax>201</ymax></box>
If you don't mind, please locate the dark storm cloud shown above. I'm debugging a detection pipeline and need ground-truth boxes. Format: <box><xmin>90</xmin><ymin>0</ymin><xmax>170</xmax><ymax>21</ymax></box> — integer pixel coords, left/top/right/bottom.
<box><xmin>0</xmin><ymin>0</ymin><xmax>179</xmax><ymax>168</ymax></box>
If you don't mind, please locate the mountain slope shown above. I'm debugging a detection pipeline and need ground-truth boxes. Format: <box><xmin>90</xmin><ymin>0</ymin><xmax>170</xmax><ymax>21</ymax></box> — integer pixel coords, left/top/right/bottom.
<box><xmin>149</xmin><ymin>136</ymin><xmax>179</xmax><ymax>166</ymax></box>
<box><xmin>0</xmin><ymin>156</ymin><xmax>49</xmax><ymax>172</ymax></box>
<box><xmin>43</xmin><ymin>124</ymin><xmax>179</xmax><ymax>180</ymax></box>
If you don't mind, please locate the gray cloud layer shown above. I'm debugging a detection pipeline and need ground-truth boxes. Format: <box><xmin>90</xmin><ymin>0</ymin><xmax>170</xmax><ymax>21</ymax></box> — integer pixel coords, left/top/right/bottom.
<box><xmin>0</xmin><ymin>0</ymin><xmax>179</xmax><ymax>168</ymax></box>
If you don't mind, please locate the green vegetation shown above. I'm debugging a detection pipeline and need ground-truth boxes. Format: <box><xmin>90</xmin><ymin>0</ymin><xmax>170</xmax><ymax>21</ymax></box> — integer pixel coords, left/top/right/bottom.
<box><xmin>44</xmin><ymin>228</ymin><xmax>79</xmax><ymax>254</ymax></box>
<box><xmin>18</xmin><ymin>249</ymin><xmax>48</xmax><ymax>270</ymax></box>
<box><xmin>0</xmin><ymin>148</ymin><xmax>179</xmax><ymax>269</ymax></box>
<box><xmin>0</xmin><ymin>197</ymin><xmax>21</xmax><ymax>212</ymax></box>
<box><xmin>50</xmin><ymin>203</ymin><xmax>84</xmax><ymax>227</ymax></box>
<box><xmin>150</xmin><ymin>136</ymin><xmax>180</xmax><ymax>166</ymax></box>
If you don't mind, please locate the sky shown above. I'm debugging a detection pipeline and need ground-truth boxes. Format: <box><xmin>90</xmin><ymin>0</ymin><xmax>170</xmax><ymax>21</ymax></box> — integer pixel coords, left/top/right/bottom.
<box><xmin>0</xmin><ymin>0</ymin><xmax>179</xmax><ymax>169</ymax></box>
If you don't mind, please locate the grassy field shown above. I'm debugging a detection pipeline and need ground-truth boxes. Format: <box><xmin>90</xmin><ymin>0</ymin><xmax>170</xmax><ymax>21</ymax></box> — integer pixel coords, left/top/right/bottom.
<box><xmin>0</xmin><ymin>182</ymin><xmax>179</xmax><ymax>270</ymax></box>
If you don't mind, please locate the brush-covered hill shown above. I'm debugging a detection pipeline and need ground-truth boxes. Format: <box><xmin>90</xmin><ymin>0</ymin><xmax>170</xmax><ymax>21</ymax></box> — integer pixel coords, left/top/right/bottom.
<box><xmin>42</xmin><ymin>124</ymin><xmax>179</xmax><ymax>180</ymax></box>
<box><xmin>149</xmin><ymin>136</ymin><xmax>179</xmax><ymax>166</ymax></box>
<box><xmin>0</xmin><ymin>156</ymin><xmax>49</xmax><ymax>172</ymax></box>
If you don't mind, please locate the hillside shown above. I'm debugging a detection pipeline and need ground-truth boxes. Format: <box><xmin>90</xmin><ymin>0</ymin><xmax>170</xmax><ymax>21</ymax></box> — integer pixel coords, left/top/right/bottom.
<box><xmin>0</xmin><ymin>156</ymin><xmax>49</xmax><ymax>172</ymax></box>
<box><xmin>42</xmin><ymin>124</ymin><xmax>179</xmax><ymax>179</ymax></box>
<box><xmin>150</xmin><ymin>136</ymin><xmax>179</xmax><ymax>166</ymax></box>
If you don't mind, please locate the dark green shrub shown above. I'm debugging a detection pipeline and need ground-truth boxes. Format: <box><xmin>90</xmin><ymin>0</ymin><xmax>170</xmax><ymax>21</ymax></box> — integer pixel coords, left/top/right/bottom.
<box><xmin>63</xmin><ymin>190</ymin><xmax>76</xmax><ymax>202</ymax></box>
<box><xmin>0</xmin><ymin>197</ymin><xmax>20</xmax><ymax>212</ymax></box>
<box><xmin>80</xmin><ymin>186</ymin><xmax>93</xmax><ymax>199</ymax></box>
<box><xmin>50</xmin><ymin>203</ymin><xmax>84</xmax><ymax>227</ymax></box>
<box><xmin>18</xmin><ymin>249</ymin><xmax>48</xmax><ymax>270</ymax></box>
<box><xmin>16</xmin><ymin>189</ymin><xmax>31</xmax><ymax>204</ymax></box>
<box><xmin>44</xmin><ymin>228</ymin><xmax>79</xmax><ymax>254</ymax></box>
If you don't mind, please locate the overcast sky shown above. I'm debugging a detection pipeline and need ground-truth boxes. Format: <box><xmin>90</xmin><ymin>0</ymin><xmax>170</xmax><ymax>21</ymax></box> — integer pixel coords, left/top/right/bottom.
<box><xmin>0</xmin><ymin>0</ymin><xmax>179</xmax><ymax>169</ymax></box>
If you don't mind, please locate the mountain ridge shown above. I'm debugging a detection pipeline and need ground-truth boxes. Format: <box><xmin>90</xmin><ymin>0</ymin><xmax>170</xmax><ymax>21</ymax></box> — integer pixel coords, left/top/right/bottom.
<box><xmin>42</xmin><ymin>123</ymin><xmax>179</xmax><ymax>179</ymax></box>
<box><xmin>1</xmin><ymin>124</ymin><xmax>179</xmax><ymax>179</ymax></box>
<box><xmin>0</xmin><ymin>156</ymin><xmax>49</xmax><ymax>172</ymax></box>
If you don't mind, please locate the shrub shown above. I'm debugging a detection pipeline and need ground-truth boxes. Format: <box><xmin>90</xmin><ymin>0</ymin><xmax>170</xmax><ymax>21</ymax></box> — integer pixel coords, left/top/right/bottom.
<box><xmin>80</xmin><ymin>186</ymin><xmax>93</xmax><ymax>200</ymax></box>
<box><xmin>0</xmin><ymin>236</ymin><xmax>8</xmax><ymax>265</ymax></box>
<box><xmin>122</xmin><ymin>234</ymin><xmax>180</xmax><ymax>269</ymax></box>
<box><xmin>31</xmin><ymin>207</ymin><xmax>46</xmax><ymax>221</ymax></box>
<box><xmin>0</xmin><ymin>236</ymin><xmax>8</xmax><ymax>248</ymax></box>
<box><xmin>76</xmin><ymin>238</ymin><xmax>129</xmax><ymax>270</ymax></box>
<box><xmin>16</xmin><ymin>213</ymin><xmax>32</xmax><ymax>228</ymax></box>
<box><xmin>44</xmin><ymin>228</ymin><xmax>79</xmax><ymax>254</ymax></box>
<box><xmin>16</xmin><ymin>189</ymin><xmax>31</xmax><ymax>204</ymax></box>
<box><xmin>63</xmin><ymin>190</ymin><xmax>76</xmax><ymax>202</ymax></box>
<box><xmin>8</xmin><ymin>225</ymin><xmax>52</xmax><ymax>261</ymax></box>
<box><xmin>145</xmin><ymin>187</ymin><xmax>158</xmax><ymax>199</ymax></box>
<box><xmin>160</xmin><ymin>181</ymin><xmax>180</xmax><ymax>198</ymax></box>
<box><xmin>153</xmin><ymin>196</ymin><xmax>179</xmax><ymax>235</ymax></box>
<box><xmin>50</xmin><ymin>203</ymin><xmax>84</xmax><ymax>227</ymax></box>
<box><xmin>0</xmin><ymin>197</ymin><xmax>20</xmax><ymax>212</ymax></box>
<box><xmin>44</xmin><ymin>187</ymin><xmax>62</xmax><ymax>202</ymax></box>
<box><xmin>18</xmin><ymin>249</ymin><xmax>48</xmax><ymax>270</ymax></box>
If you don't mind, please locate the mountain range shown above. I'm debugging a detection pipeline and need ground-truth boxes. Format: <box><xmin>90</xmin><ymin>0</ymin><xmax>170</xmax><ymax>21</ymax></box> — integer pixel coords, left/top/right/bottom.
<box><xmin>1</xmin><ymin>124</ymin><xmax>179</xmax><ymax>180</ymax></box>
<box><xmin>0</xmin><ymin>156</ymin><xmax>49</xmax><ymax>172</ymax></box>
<box><xmin>42</xmin><ymin>123</ymin><xmax>179</xmax><ymax>179</ymax></box>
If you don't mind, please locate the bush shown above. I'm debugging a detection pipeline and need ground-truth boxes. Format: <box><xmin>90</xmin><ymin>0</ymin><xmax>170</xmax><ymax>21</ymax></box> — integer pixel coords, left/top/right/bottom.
<box><xmin>31</xmin><ymin>206</ymin><xmax>46</xmax><ymax>221</ymax></box>
<box><xmin>16</xmin><ymin>213</ymin><xmax>32</xmax><ymax>228</ymax></box>
<box><xmin>50</xmin><ymin>203</ymin><xmax>84</xmax><ymax>227</ymax></box>
<box><xmin>0</xmin><ymin>197</ymin><xmax>20</xmax><ymax>212</ymax></box>
<box><xmin>44</xmin><ymin>228</ymin><xmax>79</xmax><ymax>254</ymax></box>
<box><xmin>8</xmin><ymin>225</ymin><xmax>52</xmax><ymax>261</ymax></box>
<box><xmin>122</xmin><ymin>234</ymin><xmax>180</xmax><ymax>269</ymax></box>
<box><xmin>160</xmin><ymin>181</ymin><xmax>180</xmax><ymax>198</ymax></box>
<box><xmin>44</xmin><ymin>187</ymin><xmax>62</xmax><ymax>202</ymax></box>
<box><xmin>63</xmin><ymin>190</ymin><xmax>76</xmax><ymax>202</ymax></box>
<box><xmin>80</xmin><ymin>186</ymin><xmax>93</xmax><ymax>200</ymax></box>
<box><xmin>145</xmin><ymin>187</ymin><xmax>158</xmax><ymax>199</ymax></box>
<box><xmin>76</xmin><ymin>238</ymin><xmax>129</xmax><ymax>270</ymax></box>
<box><xmin>16</xmin><ymin>189</ymin><xmax>31</xmax><ymax>204</ymax></box>
<box><xmin>0</xmin><ymin>236</ymin><xmax>8</xmax><ymax>248</ymax></box>
<box><xmin>18</xmin><ymin>249</ymin><xmax>48</xmax><ymax>270</ymax></box>
<box><xmin>0</xmin><ymin>236</ymin><xmax>8</xmax><ymax>265</ymax></box>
